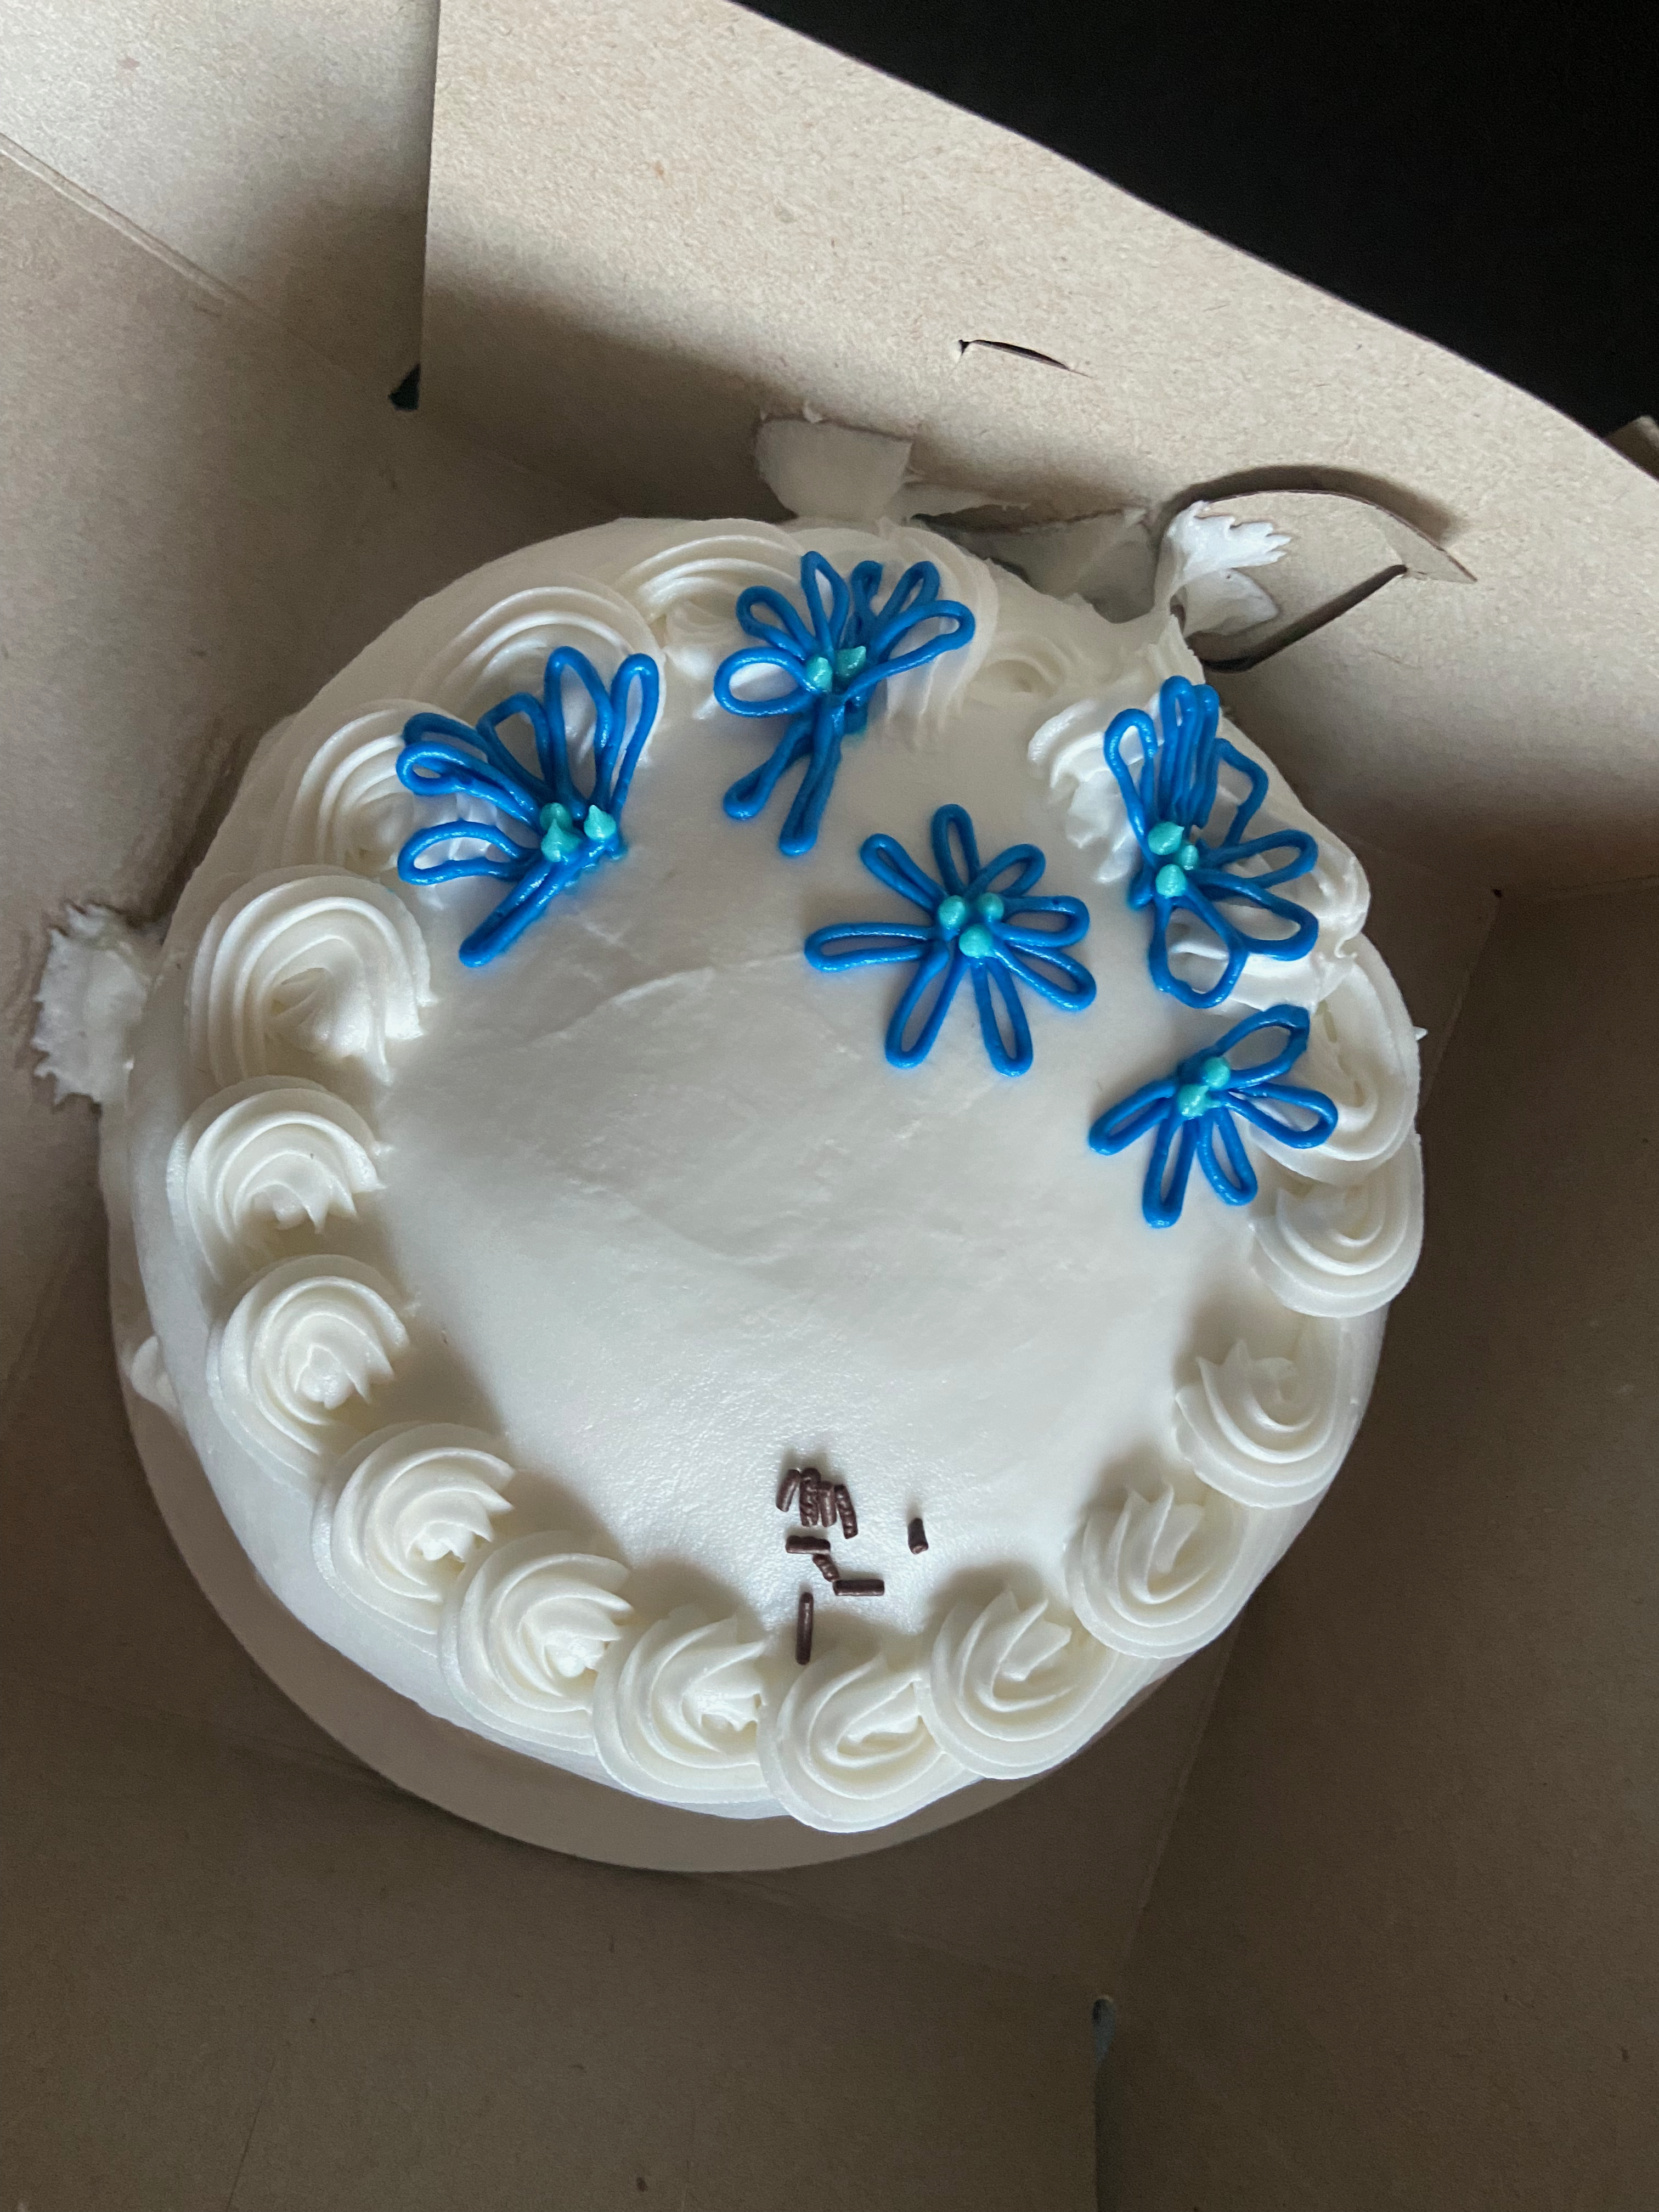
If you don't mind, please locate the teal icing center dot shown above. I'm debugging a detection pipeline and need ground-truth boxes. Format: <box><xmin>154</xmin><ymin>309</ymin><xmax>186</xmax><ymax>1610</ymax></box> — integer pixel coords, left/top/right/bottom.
<box><xmin>1150</xmin><ymin>820</ymin><xmax>1205</xmax><ymax>897</ymax></box>
<box><xmin>538</xmin><ymin>802</ymin><xmax>582</xmax><ymax>861</ymax></box>
<box><xmin>1175</xmin><ymin>1056</ymin><xmax>1234</xmax><ymax>1119</ymax></box>
<box><xmin>938</xmin><ymin>890</ymin><xmax>1004</xmax><ymax>955</ymax></box>
<box><xmin>540</xmin><ymin>800</ymin><xmax>618</xmax><ymax>862</ymax></box>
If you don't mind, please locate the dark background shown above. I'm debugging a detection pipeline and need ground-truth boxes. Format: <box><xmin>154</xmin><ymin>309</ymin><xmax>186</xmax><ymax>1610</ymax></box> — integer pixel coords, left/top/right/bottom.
<box><xmin>741</xmin><ymin>0</ymin><xmax>1654</xmax><ymax>436</ymax></box>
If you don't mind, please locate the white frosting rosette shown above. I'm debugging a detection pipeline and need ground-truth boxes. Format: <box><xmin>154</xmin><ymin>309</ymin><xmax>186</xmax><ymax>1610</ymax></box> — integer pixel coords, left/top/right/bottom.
<box><xmin>1068</xmin><ymin>1475</ymin><xmax>1294</xmax><ymax>1658</ymax></box>
<box><xmin>262</xmin><ymin>701</ymin><xmax>428</xmax><ymax>877</ymax></box>
<box><xmin>208</xmin><ymin>1254</ymin><xmax>411</xmax><ymax>1486</ymax></box>
<box><xmin>187</xmin><ymin>867</ymin><xmax>431</xmax><ymax>1088</ymax></box>
<box><xmin>918</xmin><ymin>1589</ymin><xmax>1158</xmax><ymax>1780</ymax></box>
<box><xmin>592</xmin><ymin>1606</ymin><xmax>773</xmax><ymax>1809</ymax></box>
<box><xmin>1249</xmin><ymin>940</ymin><xmax>1420</xmax><ymax>1181</ymax></box>
<box><xmin>1176</xmin><ymin>1313</ymin><xmax>1383</xmax><ymax>1509</ymax></box>
<box><xmin>313</xmin><ymin>1423</ymin><xmax>516</xmax><ymax>1635</ymax></box>
<box><xmin>1253</xmin><ymin>1138</ymin><xmax>1424</xmax><ymax>1317</ymax></box>
<box><xmin>414</xmin><ymin>580</ymin><xmax>659</xmax><ymax>726</ymax></box>
<box><xmin>439</xmin><ymin>1532</ymin><xmax>633</xmax><ymax>1751</ymax></box>
<box><xmin>611</xmin><ymin>523</ymin><xmax>805</xmax><ymax>688</ymax></box>
<box><xmin>167</xmin><ymin>1076</ymin><xmax>382</xmax><ymax>1288</ymax></box>
<box><xmin>759</xmin><ymin>1649</ymin><xmax>967</xmax><ymax>1833</ymax></box>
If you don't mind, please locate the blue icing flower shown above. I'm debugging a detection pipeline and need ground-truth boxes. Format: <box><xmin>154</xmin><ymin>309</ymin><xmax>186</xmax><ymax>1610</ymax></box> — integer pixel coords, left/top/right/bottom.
<box><xmin>1089</xmin><ymin>1004</ymin><xmax>1338</xmax><ymax>1228</ymax></box>
<box><xmin>1104</xmin><ymin>675</ymin><xmax>1319</xmax><ymax>1011</ymax></box>
<box><xmin>395</xmin><ymin>647</ymin><xmax>660</xmax><ymax>967</ymax></box>
<box><xmin>804</xmin><ymin>804</ymin><xmax>1095</xmax><ymax>1076</ymax></box>
<box><xmin>714</xmin><ymin>551</ymin><xmax>975</xmax><ymax>856</ymax></box>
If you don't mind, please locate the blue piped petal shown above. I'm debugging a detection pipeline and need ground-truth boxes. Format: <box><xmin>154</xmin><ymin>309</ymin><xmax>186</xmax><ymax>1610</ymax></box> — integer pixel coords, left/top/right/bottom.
<box><xmin>1103</xmin><ymin>676</ymin><xmax>1320</xmax><ymax>1011</ymax></box>
<box><xmin>394</xmin><ymin>647</ymin><xmax>661</xmax><ymax>967</ymax></box>
<box><xmin>1089</xmin><ymin>1004</ymin><xmax>1335</xmax><ymax>1226</ymax></box>
<box><xmin>887</xmin><ymin>940</ymin><xmax>968</xmax><ymax>1068</ymax></box>
<box><xmin>804</xmin><ymin>804</ymin><xmax>1093</xmax><ymax>1076</ymax></box>
<box><xmin>713</xmin><ymin>552</ymin><xmax>976</xmax><ymax>855</ymax></box>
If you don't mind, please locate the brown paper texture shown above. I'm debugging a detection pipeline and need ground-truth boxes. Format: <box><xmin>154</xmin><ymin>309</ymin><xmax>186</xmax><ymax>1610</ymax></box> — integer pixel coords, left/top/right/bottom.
<box><xmin>0</xmin><ymin>0</ymin><xmax>439</xmax><ymax>389</ymax></box>
<box><xmin>422</xmin><ymin>0</ymin><xmax>1659</xmax><ymax>892</ymax></box>
<box><xmin>1107</xmin><ymin>883</ymin><xmax>1659</xmax><ymax>2208</ymax></box>
<box><xmin>1</xmin><ymin>147</ymin><xmax>597</xmax><ymax>1386</ymax></box>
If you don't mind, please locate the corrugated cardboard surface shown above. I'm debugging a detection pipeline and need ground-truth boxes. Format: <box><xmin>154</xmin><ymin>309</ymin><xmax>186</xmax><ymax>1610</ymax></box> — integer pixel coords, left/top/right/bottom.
<box><xmin>1103</xmin><ymin>883</ymin><xmax>1659</xmax><ymax>2209</ymax></box>
<box><xmin>422</xmin><ymin>0</ymin><xmax>1659</xmax><ymax>894</ymax></box>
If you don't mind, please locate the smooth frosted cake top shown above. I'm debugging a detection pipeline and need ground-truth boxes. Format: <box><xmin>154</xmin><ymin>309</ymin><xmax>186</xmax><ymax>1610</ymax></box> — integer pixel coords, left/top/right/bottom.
<box><xmin>122</xmin><ymin>512</ymin><xmax>1422</xmax><ymax>1832</ymax></box>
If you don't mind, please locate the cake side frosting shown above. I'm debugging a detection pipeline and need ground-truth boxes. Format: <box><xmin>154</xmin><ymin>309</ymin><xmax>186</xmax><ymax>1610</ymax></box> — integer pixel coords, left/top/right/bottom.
<box><xmin>121</xmin><ymin>514</ymin><xmax>1421</xmax><ymax>1832</ymax></box>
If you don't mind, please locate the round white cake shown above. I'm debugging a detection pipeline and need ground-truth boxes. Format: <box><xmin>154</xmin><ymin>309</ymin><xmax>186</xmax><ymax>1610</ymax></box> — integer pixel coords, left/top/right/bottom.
<box><xmin>119</xmin><ymin>512</ymin><xmax>1423</xmax><ymax>1834</ymax></box>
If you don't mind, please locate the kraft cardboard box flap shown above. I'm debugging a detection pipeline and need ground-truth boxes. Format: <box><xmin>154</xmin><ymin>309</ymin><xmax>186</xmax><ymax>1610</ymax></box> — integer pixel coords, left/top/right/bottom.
<box><xmin>0</xmin><ymin>0</ymin><xmax>440</xmax><ymax>392</ymax></box>
<box><xmin>0</xmin><ymin>143</ymin><xmax>600</xmax><ymax>1388</ymax></box>
<box><xmin>420</xmin><ymin>0</ymin><xmax>1659</xmax><ymax>893</ymax></box>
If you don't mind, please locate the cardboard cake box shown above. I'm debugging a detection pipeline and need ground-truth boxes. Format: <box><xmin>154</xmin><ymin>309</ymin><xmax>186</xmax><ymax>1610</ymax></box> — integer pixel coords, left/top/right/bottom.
<box><xmin>3</xmin><ymin>2</ymin><xmax>1655</xmax><ymax>2205</ymax></box>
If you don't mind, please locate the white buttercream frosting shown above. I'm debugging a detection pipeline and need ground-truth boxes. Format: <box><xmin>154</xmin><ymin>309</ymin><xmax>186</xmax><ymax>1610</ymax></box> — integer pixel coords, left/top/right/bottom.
<box><xmin>591</xmin><ymin>1606</ymin><xmax>772</xmax><ymax>1808</ymax></box>
<box><xmin>1253</xmin><ymin>1139</ymin><xmax>1425</xmax><ymax>1317</ymax></box>
<box><xmin>919</xmin><ymin>1589</ymin><xmax>1157</xmax><ymax>1779</ymax></box>
<box><xmin>612</xmin><ymin>525</ymin><xmax>804</xmax><ymax>688</ymax></box>
<box><xmin>1176</xmin><ymin>1317</ymin><xmax>1375</xmax><ymax>1509</ymax></box>
<box><xmin>266</xmin><ymin>701</ymin><xmax>426</xmax><ymax>876</ymax></box>
<box><xmin>33</xmin><ymin>906</ymin><xmax>162</xmax><ymax>1107</ymax></box>
<box><xmin>439</xmin><ymin>1533</ymin><xmax>632</xmax><ymax>1748</ymax></box>
<box><xmin>1159</xmin><ymin>504</ymin><xmax>1289</xmax><ymax>636</ymax></box>
<box><xmin>187</xmin><ymin>868</ymin><xmax>432</xmax><ymax>1088</ymax></box>
<box><xmin>759</xmin><ymin>1650</ymin><xmax>966</xmax><ymax>1833</ymax></box>
<box><xmin>1068</xmin><ymin>1473</ymin><xmax>1289</xmax><ymax>1657</ymax></box>
<box><xmin>1250</xmin><ymin>939</ymin><xmax>1419</xmax><ymax>1181</ymax></box>
<box><xmin>120</xmin><ymin>511</ymin><xmax>1421</xmax><ymax>1833</ymax></box>
<box><xmin>415</xmin><ymin>582</ymin><xmax>660</xmax><ymax>725</ymax></box>
<box><xmin>168</xmin><ymin>1076</ymin><xmax>382</xmax><ymax>1286</ymax></box>
<box><xmin>313</xmin><ymin>1423</ymin><xmax>515</xmax><ymax>1633</ymax></box>
<box><xmin>126</xmin><ymin>1334</ymin><xmax>183</xmax><ymax>1423</ymax></box>
<box><xmin>208</xmin><ymin>1254</ymin><xmax>411</xmax><ymax>1485</ymax></box>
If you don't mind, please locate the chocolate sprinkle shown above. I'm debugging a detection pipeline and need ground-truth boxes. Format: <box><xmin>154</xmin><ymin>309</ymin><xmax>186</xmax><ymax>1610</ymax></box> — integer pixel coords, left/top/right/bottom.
<box><xmin>832</xmin><ymin>1575</ymin><xmax>885</xmax><ymax>1598</ymax></box>
<box><xmin>811</xmin><ymin>1551</ymin><xmax>840</xmax><ymax>1585</ymax></box>
<box><xmin>907</xmin><ymin>1516</ymin><xmax>928</xmax><ymax>1554</ymax></box>
<box><xmin>786</xmin><ymin>1530</ymin><xmax>830</xmax><ymax>1554</ymax></box>
<box><xmin>795</xmin><ymin>1588</ymin><xmax>814</xmax><ymax>1664</ymax></box>
<box><xmin>785</xmin><ymin>1466</ymin><xmax>850</xmax><ymax>1532</ymax></box>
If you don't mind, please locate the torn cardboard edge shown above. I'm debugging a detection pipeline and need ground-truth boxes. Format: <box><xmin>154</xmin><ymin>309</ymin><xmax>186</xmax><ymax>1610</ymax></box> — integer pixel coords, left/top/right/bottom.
<box><xmin>754</xmin><ymin>415</ymin><xmax>1471</xmax><ymax>671</ymax></box>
